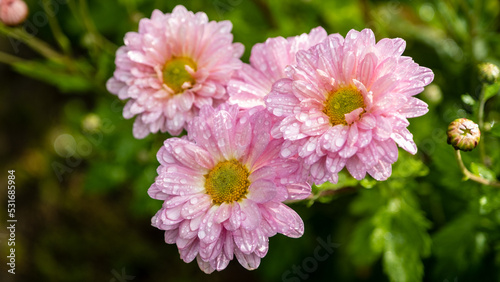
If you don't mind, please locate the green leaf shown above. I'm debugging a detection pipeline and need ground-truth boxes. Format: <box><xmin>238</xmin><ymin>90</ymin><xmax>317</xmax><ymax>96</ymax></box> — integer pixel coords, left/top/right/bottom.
<box><xmin>360</xmin><ymin>178</ymin><xmax>377</xmax><ymax>189</ymax></box>
<box><xmin>490</xmin><ymin>122</ymin><xmax>500</xmax><ymax>138</ymax></box>
<box><xmin>432</xmin><ymin>213</ymin><xmax>485</xmax><ymax>275</ymax></box>
<box><xmin>372</xmin><ymin>195</ymin><xmax>431</xmax><ymax>282</ymax></box>
<box><xmin>484</xmin><ymin>81</ymin><xmax>500</xmax><ymax>100</ymax></box>
<box><xmin>380</xmin><ymin>203</ymin><xmax>431</xmax><ymax>282</ymax></box>
<box><xmin>470</xmin><ymin>162</ymin><xmax>497</xmax><ymax>181</ymax></box>
<box><xmin>347</xmin><ymin>218</ymin><xmax>381</xmax><ymax>266</ymax></box>
<box><xmin>461</xmin><ymin>94</ymin><xmax>475</xmax><ymax>106</ymax></box>
<box><xmin>349</xmin><ymin>186</ymin><xmax>431</xmax><ymax>282</ymax></box>
<box><xmin>391</xmin><ymin>153</ymin><xmax>429</xmax><ymax>179</ymax></box>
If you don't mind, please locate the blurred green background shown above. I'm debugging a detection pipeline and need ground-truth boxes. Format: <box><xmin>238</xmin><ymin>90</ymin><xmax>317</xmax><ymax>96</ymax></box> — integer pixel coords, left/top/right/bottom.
<box><xmin>1</xmin><ymin>0</ymin><xmax>500</xmax><ymax>281</ymax></box>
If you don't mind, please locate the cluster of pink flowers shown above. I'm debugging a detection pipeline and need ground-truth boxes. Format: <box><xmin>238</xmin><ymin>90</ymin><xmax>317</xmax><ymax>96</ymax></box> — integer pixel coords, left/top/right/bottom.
<box><xmin>107</xmin><ymin>5</ymin><xmax>433</xmax><ymax>273</ymax></box>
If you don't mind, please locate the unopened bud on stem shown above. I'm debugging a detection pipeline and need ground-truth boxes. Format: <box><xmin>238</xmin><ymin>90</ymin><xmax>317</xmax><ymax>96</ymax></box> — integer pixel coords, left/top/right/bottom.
<box><xmin>478</xmin><ymin>62</ymin><xmax>499</xmax><ymax>85</ymax></box>
<box><xmin>447</xmin><ymin>118</ymin><xmax>481</xmax><ymax>151</ymax></box>
<box><xmin>0</xmin><ymin>0</ymin><xmax>28</xmax><ymax>26</ymax></box>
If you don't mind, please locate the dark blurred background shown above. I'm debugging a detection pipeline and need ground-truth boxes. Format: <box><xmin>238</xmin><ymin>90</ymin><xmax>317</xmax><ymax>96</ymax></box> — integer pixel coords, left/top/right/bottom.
<box><xmin>1</xmin><ymin>0</ymin><xmax>500</xmax><ymax>281</ymax></box>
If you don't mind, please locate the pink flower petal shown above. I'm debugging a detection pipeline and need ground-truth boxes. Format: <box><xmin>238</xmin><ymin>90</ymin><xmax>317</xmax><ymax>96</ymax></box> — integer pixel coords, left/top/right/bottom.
<box><xmin>234</xmin><ymin>248</ymin><xmax>261</xmax><ymax>270</ymax></box>
<box><xmin>181</xmin><ymin>195</ymin><xmax>211</xmax><ymax>219</ymax></box>
<box><xmin>262</xmin><ymin>202</ymin><xmax>304</xmax><ymax>238</ymax></box>
<box><xmin>232</xmin><ymin>228</ymin><xmax>257</xmax><ymax>255</ymax></box>
<box><xmin>368</xmin><ymin>160</ymin><xmax>392</xmax><ymax>180</ymax></box>
<box><xmin>247</xmin><ymin>179</ymin><xmax>277</xmax><ymax>204</ymax></box>
<box><xmin>197</xmin><ymin>256</ymin><xmax>215</xmax><ymax>274</ymax></box>
<box><xmin>346</xmin><ymin>156</ymin><xmax>367</xmax><ymax>180</ymax></box>
<box><xmin>391</xmin><ymin>128</ymin><xmax>417</xmax><ymax>154</ymax></box>
<box><xmin>399</xmin><ymin>97</ymin><xmax>429</xmax><ymax>118</ymax></box>
<box><xmin>198</xmin><ymin>206</ymin><xmax>222</xmax><ymax>244</ymax></box>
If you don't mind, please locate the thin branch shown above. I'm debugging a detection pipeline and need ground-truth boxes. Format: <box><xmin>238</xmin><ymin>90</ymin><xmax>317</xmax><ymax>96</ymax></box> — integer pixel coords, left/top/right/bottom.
<box><xmin>454</xmin><ymin>149</ymin><xmax>500</xmax><ymax>187</ymax></box>
<box><xmin>285</xmin><ymin>186</ymin><xmax>357</xmax><ymax>204</ymax></box>
<box><xmin>0</xmin><ymin>23</ymin><xmax>65</xmax><ymax>64</ymax></box>
<box><xmin>477</xmin><ymin>85</ymin><xmax>488</xmax><ymax>165</ymax></box>
<box><xmin>0</xmin><ymin>50</ymin><xmax>24</xmax><ymax>65</ymax></box>
<box><xmin>42</xmin><ymin>0</ymin><xmax>72</xmax><ymax>55</ymax></box>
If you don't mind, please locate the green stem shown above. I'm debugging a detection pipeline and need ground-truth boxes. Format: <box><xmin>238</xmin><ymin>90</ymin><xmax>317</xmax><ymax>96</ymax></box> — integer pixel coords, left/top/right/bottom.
<box><xmin>454</xmin><ymin>149</ymin><xmax>500</xmax><ymax>187</ymax></box>
<box><xmin>477</xmin><ymin>84</ymin><xmax>488</xmax><ymax>165</ymax></box>
<box><xmin>42</xmin><ymin>0</ymin><xmax>72</xmax><ymax>55</ymax></box>
<box><xmin>0</xmin><ymin>51</ymin><xmax>24</xmax><ymax>65</ymax></box>
<box><xmin>77</xmin><ymin>0</ymin><xmax>117</xmax><ymax>53</ymax></box>
<box><xmin>0</xmin><ymin>24</ymin><xmax>65</xmax><ymax>64</ymax></box>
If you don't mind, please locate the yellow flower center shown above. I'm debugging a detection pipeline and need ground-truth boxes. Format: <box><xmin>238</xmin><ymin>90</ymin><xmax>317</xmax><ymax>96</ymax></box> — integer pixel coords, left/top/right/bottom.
<box><xmin>162</xmin><ymin>57</ymin><xmax>197</xmax><ymax>94</ymax></box>
<box><xmin>204</xmin><ymin>159</ymin><xmax>250</xmax><ymax>205</ymax></box>
<box><xmin>323</xmin><ymin>86</ymin><xmax>365</xmax><ymax>126</ymax></box>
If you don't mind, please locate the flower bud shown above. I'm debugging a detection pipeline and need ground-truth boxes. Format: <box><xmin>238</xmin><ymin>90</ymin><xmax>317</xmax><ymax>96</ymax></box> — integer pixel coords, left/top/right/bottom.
<box><xmin>0</xmin><ymin>0</ymin><xmax>28</xmax><ymax>26</ymax></box>
<box><xmin>478</xmin><ymin>62</ymin><xmax>500</xmax><ymax>84</ymax></box>
<box><xmin>447</xmin><ymin>118</ymin><xmax>480</xmax><ymax>151</ymax></box>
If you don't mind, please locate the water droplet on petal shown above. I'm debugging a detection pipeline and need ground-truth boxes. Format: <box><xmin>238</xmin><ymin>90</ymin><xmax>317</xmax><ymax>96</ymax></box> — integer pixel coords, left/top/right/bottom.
<box><xmin>282</xmin><ymin>148</ymin><xmax>292</xmax><ymax>157</ymax></box>
<box><xmin>307</xmin><ymin>143</ymin><xmax>315</xmax><ymax>151</ymax></box>
<box><xmin>335</xmin><ymin>138</ymin><xmax>344</xmax><ymax>147</ymax></box>
<box><xmin>199</xmin><ymin>230</ymin><xmax>206</xmax><ymax>239</ymax></box>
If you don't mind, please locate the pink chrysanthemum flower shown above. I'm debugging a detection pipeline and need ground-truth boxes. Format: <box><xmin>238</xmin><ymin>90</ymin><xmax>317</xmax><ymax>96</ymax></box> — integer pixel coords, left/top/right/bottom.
<box><xmin>266</xmin><ymin>29</ymin><xmax>434</xmax><ymax>184</ymax></box>
<box><xmin>148</xmin><ymin>104</ymin><xmax>310</xmax><ymax>273</ymax></box>
<box><xmin>228</xmin><ymin>27</ymin><xmax>327</xmax><ymax>109</ymax></box>
<box><xmin>107</xmin><ymin>5</ymin><xmax>244</xmax><ymax>138</ymax></box>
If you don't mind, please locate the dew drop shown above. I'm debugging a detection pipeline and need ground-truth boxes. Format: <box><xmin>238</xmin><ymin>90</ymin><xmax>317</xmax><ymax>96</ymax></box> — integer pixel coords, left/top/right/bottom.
<box><xmin>281</xmin><ymin>148</ymin><xmax>292</xmax><ymax>157</ymax></box>
<box><xmin>307</xmin><ymin>143</ymin><xmax>315</xmax><ymax>151</ymax></box>
<box><xmin>273</xmin><ymin>108</ymin><xmax>283</xmax><ymax>116</ymax></box>
<box><xmin>199</xmin><ymin>230</ymin><xmax>206</xmax><ymax>239</ymax></box>
<box><xmin>335</xmin><ymin>138</ymin><xmax>345</xmax><ymax>147</ymax></box>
